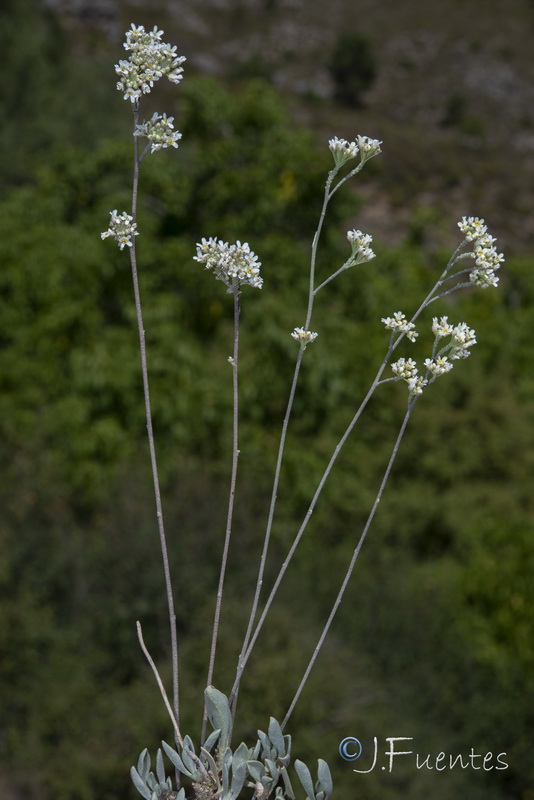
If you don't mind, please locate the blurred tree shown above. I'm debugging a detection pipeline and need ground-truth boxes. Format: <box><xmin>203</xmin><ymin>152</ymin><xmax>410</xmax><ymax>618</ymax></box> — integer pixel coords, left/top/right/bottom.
<box><xmin>328</xmin><ymin>32</ymin><xmax>377</xmax><ymax>108</ymax></box>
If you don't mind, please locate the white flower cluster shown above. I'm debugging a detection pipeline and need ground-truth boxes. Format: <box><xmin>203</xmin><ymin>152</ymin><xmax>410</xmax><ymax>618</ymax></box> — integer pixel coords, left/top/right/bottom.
<box><xmin>194</xmin><ymin>238</ymin><xmax>263</xmax><ymax>289</ymax></box>
<box><xmin>391</xmin><ymin>357</ymin><xmax>418</xmax><ymax>379</ymax></box>
<box><xmin>391</xmin><ymin>358</ymin><xmax>427</xmax><ymax>397</ymax></box>
<box><xmin>431</xmin><ymin>316</ymin><xmax>454</xmax><ymax>338</ymax></box>
<box><xmin>291</xmin><ymin>328</ymin><xmax>318</xmax><ymax>348</ymax></box>
<box><xmin>470</xmin><ymin>233</ymin><xmax>504</xmax><ymax>289</ymax></box>
<box><xmin>458</xmin><ymin>216</ymin><xmax>487</xmax><ymax>241</ymax></box>
<box><xmin>134</xmin><ymin>112</ymin><xmax>182</xmax><ymax>153</ymax></box>
<box><xmin>390</xmin><ymin>317</ymin><xmax>477</xmax><ymax>398</ymax></box>
<box><xmin>381</xmin><ymin>311</ymin><xmax>418</xmax><ymax>342</ymax></box>
<box><xmin>357</xmin><ymin>135</ymin><xmax>383</xmax><ymax>161</ymax></box>
<box><xmin>328</xmin><ymin>137</ymin><xmax>359</xmax><ymax>166</ymax></box>
<box><xmin>116</xmin><ymin>24</ymin><xmax>186</xmax><ymax>102</ymax></box>
<box><xmin>457</xmin><ymin>217</ymin><xmax>504</xmax><ymax>289</ymax></box>
<box><xmin>101</xmin><ymin>210</ymin><xmax>139</xmax><ymax>250</ymax></box>
<box><xmin>328</xmin><ymin>135</ymin><xmax>382</xmax><ymax>168</ymax></box>
<box><xmin>423</xmin><ymin>356</ymin><xmax>453</xmax><ymax>376</ymax></box>
<box><xmin>432</xmin><ymin>317</ymin><xmax>476</xmax><ymax>360</ymax></box>
<box><xmin>347</xmin><ymin>229</ymin><xmax>375</xmax><ymax>264</ymax></box>
<box><xmin>448</xmin><ymin>321</ymin><xmax>477</xmax><ymax>360</ymax></box>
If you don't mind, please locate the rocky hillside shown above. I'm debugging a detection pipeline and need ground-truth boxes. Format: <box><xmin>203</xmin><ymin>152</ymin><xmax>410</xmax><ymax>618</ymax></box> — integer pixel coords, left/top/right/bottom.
<box><xmin>39</xmin><ymin>0</ymin><xmax>534</xmax><ymax>253</ymax></box>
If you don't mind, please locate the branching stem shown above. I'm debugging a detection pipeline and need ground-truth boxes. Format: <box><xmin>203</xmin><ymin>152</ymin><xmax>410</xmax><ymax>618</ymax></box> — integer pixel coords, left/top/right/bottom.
<box><xmin>282</xmin><ymin>399</ymin><xmax>417</xmax><ymax>726</ymax></box>
<box><xmin>229</xmin><ymin>238</ymin><xmax>464</xmax><ymax>702</ymax></box>
<box><xmin>232</xmin><ymin>170</ymin><xmax>336</xmax><ymax>711</ymax></box>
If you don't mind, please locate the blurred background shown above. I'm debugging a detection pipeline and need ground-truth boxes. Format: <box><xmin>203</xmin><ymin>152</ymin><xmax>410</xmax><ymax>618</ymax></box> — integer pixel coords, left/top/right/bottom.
<box><xmin>1</xmin><ymin>0</ymin><xmax>533</xmax><ymax>798</ymax></box>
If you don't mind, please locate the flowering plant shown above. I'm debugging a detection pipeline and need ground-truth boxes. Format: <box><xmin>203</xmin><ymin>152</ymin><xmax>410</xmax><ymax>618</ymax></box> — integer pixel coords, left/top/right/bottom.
<box><xmin>101</xmin><ymin>23</ymin><xmax>503</xmax><ymax>800</ymax></box>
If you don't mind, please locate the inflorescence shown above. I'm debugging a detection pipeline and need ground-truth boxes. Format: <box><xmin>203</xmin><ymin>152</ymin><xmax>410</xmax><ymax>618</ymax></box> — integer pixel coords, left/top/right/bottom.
<box><xmin>116</xmin><ymin>24</ymin><xmax>186</xmax><ymax>103</ymax></box>
<box><xmin>194</xmin><ymin>238</ymin><xmax>263</xmax><ymax>290</ymax></box>
<box><xmin>328</xmin><ymin>135</ymin><xmax>382</xmax><ymax>168</ymax></box>
<box><xmin>101</xmin><ymin>210</ymin><xmax>138</xmax><ymax>250</ymax></box>
<box><xmin>346</xmin><ymin>229</ymin><xmax>375</xmax><ymax>265</ymax></box>
<box><xmin>390</xmin><ymin>317</ymin><xmax>477</xmax><ymax>397</ymax></box>
<box><xmin>458</xmin><ymin>216</ymin><xmax>504</xmax><ymax>289</ymax></box>
<box><xmin>291</xmin><ymin>328</ymin><xmax>319</xmax><ymax>348</ymax></box>
<box><xmin>134</xmin><ymin>112</ymin><xmax>182</xmax><ymax>153</ymax></box>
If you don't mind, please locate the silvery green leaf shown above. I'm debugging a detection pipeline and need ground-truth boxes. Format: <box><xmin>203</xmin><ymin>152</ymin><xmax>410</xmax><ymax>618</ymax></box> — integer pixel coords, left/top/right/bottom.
<box><xmin>252</xmin><ymin>740</ymin><xmax>261</xmax><ymax>760</ymax></box>
<box><xmin>130</xmin><ymin>766</ymin><xmax>152</xmax><ymax>800</ymax></box>
<box><xmin>181</xmin><ymin>747</ymin><xmax>202</xmax><ymax>779</ymax></box>
<box><xmin>230</xmin><ymin>762</ymin><xmax>248</xmax><ymax>800</ymax></box>
<box><xmin>266</xmin><ymin>759</ymin><xmax>279</xmax><ymax>783</ymax></box>
<box><xmin>200</xmin><ymin>746</ymin><xmax>219</xmax><ymax>783</ymax></box>
<box><xmin>222</xmin><ymin>758</ymin><xmax>230</xmax><ymax>796</ymax></box>
<box><xmin>268</xmin><ymin>719</ymin><xmax>286</xmax><ymax>757</ymax></box>
<box><xmin>203</xmin><ymin>729</ymin><xmax>221</xmax><ymax>753</ymax></box>
<box><xmin>247</xmin><ymin>761</ymin><xmax>265</xmax><ymax>782</ymax></box>
<box><xmin>146</xmin><ymin>772</ymin><xmax>157</xmax><ymax>790</ymax></box>
<box><xmin>261</xmin><ymin>775</ymin><xmax>273</xmax><ymax>790</ymax></box>
<box><xmin>317</xmin><ymin>760</ymin><xmax>333</xmax><ymax>799</ymax></box>
<box><xmin>222</xmin><ymin>747</ymin><xmax>233</xmax><ymax>774</ymax></box>
<box><xmin>281</xmin><ymin>766</ymin><xmax>295</xmax><ymax>800</ymax></box>
<box><xmin>257</xmin><ymin>730</ymin><xmax>270</xmax><ymax>757</ymax></box>
<box><xmin>184</xmin><ymin>735</ymin><xmax>196</xmax><ymax>754</ymax></box>
<box><xmin>156</xmin><ymin>749</ymin><xmax>165</xmax><ymax>784</ymax></box>
<box><xmin>205</xmin><ymin>686</ymin><xmax>232</xmax><ymax>751</ymax></box>
<box><xmin>151</xmin><ymin>792</ymin><xmax>158</xmax><ymax>800</ymax></box>
<box><xmin>161</xmin><ymin>741</ymin><xmax>195</xmax><ymax>780</ymax></box>
<box><xmin>177</xmin><ymin>789</ymin><xmax>186</xmax><ymax>800</ymax></box>
<box><xmin>137</xmin><ymin>749</ymin><xmax>151</xmax><ymax>781</ymax></box>
<box><xmin>283</xmin><ymin>735</ymin><xmax>292</xmax><ymax>759</ymax></box>
<box><xmin>294</xmin><ymin>760</ymin><xmax>315</xmax><ymax>800</ymax></box>
<box><xmin>232</xmin><ymin>742</ymin><xmax>250</xmax><ymax>772</ymax></box>
<box><xmin>316</xmin><ymin>791</ymin><xmax>325</xmax><ymax>800</ymax></box>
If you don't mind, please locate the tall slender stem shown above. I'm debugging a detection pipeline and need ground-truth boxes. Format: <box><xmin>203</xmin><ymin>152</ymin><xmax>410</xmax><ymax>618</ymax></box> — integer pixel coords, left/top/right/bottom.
<box><xmin>129</xmin><ymin>101</ymin><xmax>180</xmax><ymax>737</ymax></box>
<box><xmin>202</xmin><ymin>285</ymin><xmax>241</xmax><ymax>743</ymax></box>
<box><xmin>229</xmin><ymin>242</ymin><xmax>464</xmax><ymax>702</ymax></box>
<box><xmin>232</xmin><ymin>172</ymin><xmax>335</xmax><ymax>710</ymax></box>
<box><xmin>229</xmin><ymin>349</ymin><xmax>393</xmax><ymax>705</ymax></box>
<box><xmin>282</xmin><ymin>400</ymin><xmax>417</xmax><ymax>727</ymax></box>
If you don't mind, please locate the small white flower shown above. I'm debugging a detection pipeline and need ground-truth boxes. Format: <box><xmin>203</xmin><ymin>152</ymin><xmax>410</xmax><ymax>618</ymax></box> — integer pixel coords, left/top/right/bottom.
<box><xmin>134</xmin><ymin>112</ymin><xmax>182</xmax><ymax>152</ymax></box>
<box><xmin>101</xmin><ymin>209</ymin><xmax>139</xmax><ymax>250</ymax></box>
<box><xmin>449</xmin><ymin>322</ymin><xmax>476</xmax><ymax>359</ymax></box>
<box><xmin>346</xmin><ymin>229</ymin><xmax>375</xmax><ymax>264</ymax></box>
<box><xmin>458</xmin><ymin>227</ymin><xmax>504</xmax><ymax>290</ymax></box>
<box><xmin>407</xmin><ymin>376</ymin><xmax>427</xmax><ymax>396</ymax></box>
<box><xmin>291</xmin><ymin>328</ymin><xmax>319</xmax><ymax>348</ymax></box>
<box><xmin>432</xmin><ymin>316</ymin><xmax>454</xmax><ymax>338</ymax></box>
<box><xmin>458</xmin><ymin>216</ymin><xmax>487</xmax><ymax>241</ymax></box>
<box><xmin>116</xmin><ymin>24</ymin><xmax>186</xmax><ymax>103</ymax></box>
<box><xmin>357</xmin><ymin>135</ymin><xmax>382</xmax><ymax>162</ymax></box>
<box><xmin>328</xmin><ymin>136</ymin><xmax>359</xmax><ymax>167</ymax></box>
<box><xmin>381</xmin><ymin>311</ymin><xmax>418</xmax><ymax>342</ymax></box>
<box><xmin>391</xmin><ymin>357</ymin><xmax>419</xmax><ymax>380</ymax></box>
<box><xmin>194</xmin><ymin>238</ymin><xmax>263</xmax><ymax>289</ymax></box>
<box><xmin>469</xmin><ymin>268</ymin><xmax>499</xmax><ymax>289</ymax></box>
<box><xmin>424</xmin><ymin>356</ymin><xmax>453</xmax><ymax>377</ymax></box>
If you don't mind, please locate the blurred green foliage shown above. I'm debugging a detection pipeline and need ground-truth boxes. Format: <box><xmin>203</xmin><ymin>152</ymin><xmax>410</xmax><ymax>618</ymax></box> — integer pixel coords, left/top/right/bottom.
<box><xmin>0</xmin><ymin>4</ymin><xmax>533</xmax><ymax>800</ymax></box>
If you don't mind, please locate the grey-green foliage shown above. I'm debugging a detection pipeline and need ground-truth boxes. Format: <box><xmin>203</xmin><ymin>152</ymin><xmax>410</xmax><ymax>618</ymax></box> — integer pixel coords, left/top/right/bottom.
<box><xmin>293</xmin><ymin>760</ymin><xmax>332</xmax><ymax>800</ymax></box>
<box><xmin>131</xmin><ymin>747</ymin><xmax>184</xmax><ymax>800</ymax></box>
<box><xmin>134</xmin><ymin>688</ymin><xmax>332</xmax><ymax>800</ymax></box>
